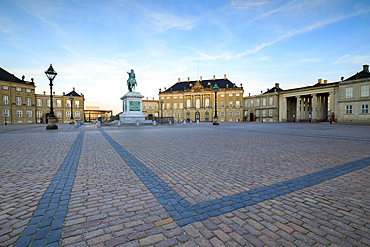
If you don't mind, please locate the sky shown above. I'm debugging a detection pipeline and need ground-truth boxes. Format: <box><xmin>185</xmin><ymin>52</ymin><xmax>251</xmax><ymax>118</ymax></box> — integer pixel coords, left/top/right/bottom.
<box><xmin>1</xmin><ymin>0</ymin><xmax>370</xmax><ymax>114</ymax></box>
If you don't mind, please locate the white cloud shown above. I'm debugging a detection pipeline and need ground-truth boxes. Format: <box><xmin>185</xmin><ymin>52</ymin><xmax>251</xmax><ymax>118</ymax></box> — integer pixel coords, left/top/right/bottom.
<box><xmin>230</xmin><ymin>0</ymin><xmax>270</xmax><ymax>10</ymax></box>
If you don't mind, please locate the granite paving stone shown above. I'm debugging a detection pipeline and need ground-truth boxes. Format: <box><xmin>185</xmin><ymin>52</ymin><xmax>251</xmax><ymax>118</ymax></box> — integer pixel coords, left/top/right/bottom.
<box><xmin>0</xmin><ymin>122</ymin><xmax>369</xmax><ymax>246</ymax></box>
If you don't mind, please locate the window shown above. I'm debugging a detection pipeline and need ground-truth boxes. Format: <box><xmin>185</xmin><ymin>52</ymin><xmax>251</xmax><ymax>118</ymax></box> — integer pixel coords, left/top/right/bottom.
<box><xmin>75</xmin><ymin>100</ymin><xmax>80</xmax><ymax>108</ymax></box>
<box><xmin>75</xmin><ymin>111</ymin><xmax>80</xmax><ymax>118</ymax></box>
<box><xmin>37</xmin><ymin>111</ymin><xmax>43</xmax><ymax>118</ymax></box>
<box><xmin>26</xmin><ymin>97</ymin><xmax>31</xmax><ymax>106</ymax></box>
<box><xmin>47</xmin><ymin>100</ymin><xmax>50</xmax><ymax>107</ymax></box>
<box><xmin>229</xmin><ymin>94</ymin><xmax>233</xmax><ymax>97</ymax></box>
<box><xmin>173</xmin><ymin>103</ymin><xmax>177</xmax><ymax>109</ymax></box>
<box><xmin>361</xmin><ymin>104</ymin><xmax>369</xmax><ymax>114</ymax></box>
<box><xmin>220</xmin><ymin>111</ymin><xmax>225</xmax><ymax>117</ymax></box>
<box><xmin>186</xmin><ymin>98</ymin><xmax>191</xmax><ymax>108</ymax></box>
<box><xmin>56</xmin><ymin>111</ymin><xmax>62</xmax><ymax>118</ymax></box>
<box><xmin>229</xmin><ymin>101</ymin><xmax>233</xmax><ymax>107</ymax></box>
<box><xmin>220</xmin><ymin>101</ymin><xmax>224</xmax><ymax>108</ymax></box>
<box><xmin>56</xmin><ymin>100</ymin><xmax>62</xmax><ymax>107</ymax></box>
<box><xmin>16</xmin><ymin>110</ymin><xmax>22</xmax><ymax>117</ymax></box>
<box><xmin>66</xmin><ymin>101</ymin><xmax>71</xmax><ymax>107</ymax></box>
<box><xmin>220</xmin><ymin>94</ymin><xmax>224</xmax><ymax>98</ymax></box>
<box><xmin>3</xmin><ymin>109</ymin><xmax>9</xmax><ymax>117</ymax></box>
<box><xmin>174</xmin><ymin>96</ymin><xmax>177</xmax><ymax>99</ymax></box>
<box><xmin>16</xmin><ymin>87</ymin><xmax>21</xmax><ymax>92</ymax></box>
<box><xmin>346</xmin><ymin>87</ymin><xmax>353</xmax><ymax>98</ymax></box>
<box><xmin>166</xmin><ymin>112</ymin><xmax>170</xmax><ymax>117</ymax></box>
<box><xmin>345</xmin><ymin>105</ymin><xmax>353</xmax><ymax>114</ymax></box>
<box><xmin>167</xmin><ymin>97</ymin><xmax>170</xmax><ymax>99</ymax></box>
<box><xmin>179</xmin><ymin>112</ymin><xmax>183</xmax><ymax>118</ymax></box>
<box><xmin>262</xmin><ymin>110</ymin><xmax>267</xmax><ymax>117</ymax></box>
<box><xmin>2</xmin><ymin>95</ymin><xmax>9</xmax><ymax>105</ymax></box>
<box><xmin>179</xmin><ymin>103</ymin><xmax>183</xmax><ymax>109</ymax></box>
<box><xmin>269</xmin><ymin>97</ymin><xmax>273</xmax><ymax>106</ymax></box>
<box><xmin>269</xmin><ymin>109</ymin><xmax>274</xmax><ymax>117</ymax></box>
<box><xmin>16</xmin><ymin>97</ymin><xmax>21</xmax><ymax>105</ymax></box>
<box><xmin>166</xmin><ymin>103</ymin><xmax>170</xmax><ymax>109</ymax></box>
<box><xmin>236</xmin><ymin>93</ymin><xmax>240</xmax><ymax>97</ymax></box>
<box><xmin>26</xmin><ymin>110</ymin><xmax>32</xmax><ymax>118</ymax></box>
<box><xmin>26</xmin><ymin>88</ymin><xmax>31</xmax><ymax>93</ymax></box>
<box><xmin>256</xmin><ymin>110</ymin><xmax>260</xmax><ymax>117</ymax></box>
<box><xmin>262</xmin><ymin>98</ymin><xmax>267</xmax><ymax>106</ymax></box>
<box><xmin>195</xmin><ymin>99</ymin><xmax>200</xmax><ymax>108</ymax></box>
<box><xmin>66</xmin><ymin>111</ymin><xmax>71</xmax><ymax>118</ymax></box>
<box><xmin>37</xmin><ymin>98</ymin><xmax>42</xmax><ymax>107</ymax></box>
<box><xmin>236</xmin><ymin>101</ymin><xmax>240</xmax><ymax>108</ymax></box>
<box><xmin>2</xmin><ymin>85</ymin><xmax>9</xmax><ymax>90</ymax></box>
<box><xmin>361</xmin><ymin>85</ymin><xmax>369</xmax><ymax>97</ymax></box>
<box><xmin>251</xmin><ymin>100</ymin><xmax>254</xmax><ymax>107</ymax></box>
<box><xmin>236</xmin><ymin>111</ymin><xmax>240</xmax><ymax>117</ymax></box>
<box><xmin>205</xmin><ymin>98</ymin><xmax>210</xmax><ymax>108</ymax></box>
<box><xmin>256</xmin><ymin>99</ymin><xmax>260</xmax><ymax>106</ymax></box>
<box><xmin>143</xmin><ymin>104</ymin><xmax>146</xmax><ymax>109</ymax></box>
<box><xmin>244</xmin><ymin>100</ymin><xmax>248</xmax><ymax>107</ymax></box>
<box><xmin>229</xmin><ymin>111</ymin><xmax>233</xmax><ymax>117</ymax></box>
<box><xmin>174</xmin><ymin>112</ymin><xmax>178</xmax><ymax>118</ymax></box>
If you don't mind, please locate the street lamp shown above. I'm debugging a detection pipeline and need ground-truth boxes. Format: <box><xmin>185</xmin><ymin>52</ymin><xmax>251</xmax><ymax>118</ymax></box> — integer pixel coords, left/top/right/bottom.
<box><xmin>69</xmin><ymin>94</ymin><xmax>74</xmax><ymax>124</ymax></box>
<box><xmin>45</xmin><ymin>64</ymin><xmax>58</xmax><ymax>130</ymax></box>
<box><xmin>160</xmin><ymin>99</ymin><xmax>164</xmax><ymax>119</ymax></box>
<box><xmin>212</xmin><ymin>82</ymin><xmax>219</xmax><ymax>125</ymax></box>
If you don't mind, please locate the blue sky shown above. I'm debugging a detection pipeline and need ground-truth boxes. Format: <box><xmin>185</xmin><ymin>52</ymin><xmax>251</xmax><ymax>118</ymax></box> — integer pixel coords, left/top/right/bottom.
<box><xmin>1</xmin><ymin>0</ymin><xmax>369</xmax><ymax>114</ymax></box>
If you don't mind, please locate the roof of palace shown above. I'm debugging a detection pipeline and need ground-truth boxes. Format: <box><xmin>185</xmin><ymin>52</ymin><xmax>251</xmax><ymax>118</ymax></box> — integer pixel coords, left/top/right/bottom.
<box><xmin>344</xmin><ymin>65</ymin><xmax>370</xmax><ymax>81</ymax></box>
<box><xmin>165</xmin><ymin>78</ymin><xmax>240</xmax><ymax>92</ymax></box>
<box><xmin>0</xmin><ymin>67</ymin><xmax>35</xmax><ymax>86</ymax></box>
<box><xmin>65</xmin><ymin>89</ymin><xmax>82</xmax><ymax>97</ymax></box>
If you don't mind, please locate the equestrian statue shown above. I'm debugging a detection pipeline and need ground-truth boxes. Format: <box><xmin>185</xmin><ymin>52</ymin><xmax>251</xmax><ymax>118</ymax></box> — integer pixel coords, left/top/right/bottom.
<box><xmin>127</xmin><ymin>69</ymin><xmax>137</xmax><ymax>92</ymax></box>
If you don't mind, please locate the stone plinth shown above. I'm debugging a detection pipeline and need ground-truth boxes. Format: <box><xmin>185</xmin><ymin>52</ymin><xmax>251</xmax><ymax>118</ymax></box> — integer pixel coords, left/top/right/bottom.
<box><xmin>119</xmin><ymin>92</ymin><xmax>147</xmax><ymax>124</ymax></box>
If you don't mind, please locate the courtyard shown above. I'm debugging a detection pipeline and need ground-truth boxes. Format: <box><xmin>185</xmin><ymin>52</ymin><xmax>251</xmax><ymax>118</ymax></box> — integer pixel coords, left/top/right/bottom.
<box><xmin>0</xmin><ymin>122</ymin><xmax>369</xmax><ymax>246</ymax></box>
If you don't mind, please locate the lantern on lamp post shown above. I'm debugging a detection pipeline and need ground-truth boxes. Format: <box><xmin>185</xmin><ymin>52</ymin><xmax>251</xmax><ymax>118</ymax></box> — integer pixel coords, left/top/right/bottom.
<box><xmin>45</xmin><ymin>64</ymin><xmax>58</xmax><ymax>130</ymax></box>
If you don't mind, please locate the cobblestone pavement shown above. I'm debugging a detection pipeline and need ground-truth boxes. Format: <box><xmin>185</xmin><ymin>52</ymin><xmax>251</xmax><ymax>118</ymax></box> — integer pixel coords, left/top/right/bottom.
<box><xmin>0</xmin><ymin>122</ymin><xmax>369</xmax><ymax>246</ymax></box>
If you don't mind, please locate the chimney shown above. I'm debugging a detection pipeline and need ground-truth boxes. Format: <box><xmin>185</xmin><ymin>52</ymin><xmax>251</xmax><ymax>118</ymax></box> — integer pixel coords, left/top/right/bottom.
<box><xmin>213</xmin><ymin>75</ymin><xmax>216</xmax><ymax>80</ymax></box>
<box><xmin>73</xmin><ymin>87</ymin><xmax>75</xmax><ymax>91</ymax></box>
<box><xmin>324</xmin><ymin>80</ymin><xmax>328</xmax><ymax>84</ymax></box>
<box><xmin>178</xmin><ymin>78</ymin><xmax>180</xmax><ymax>83</ymax></box>
<box><xmin>318</xmin><ymin>79</ymin><xmax>322</xmax><ymax>84</ymax></box>
<box><xmin>363</xmin><ymin>64</ymin><xmax>369</xmax><ymax>73</ymax></box>
<box><xmin>275</xmin><ymin>83</ymin><xmax>280</xmax><ymax>88</ymax></box>
<box><xmin>224</xmin><ymin>74</ymin><xmax>227</xmax><ymax>80</ymax></box>
<box><xmin>200</xmin><ymin>76</ymin><xmax>202</xmax><ymax>81</ymax></box>
<box><xmin>187</xmin><ymin>77</ymin><xmax>190</xmax><ymax>82</ymax></box>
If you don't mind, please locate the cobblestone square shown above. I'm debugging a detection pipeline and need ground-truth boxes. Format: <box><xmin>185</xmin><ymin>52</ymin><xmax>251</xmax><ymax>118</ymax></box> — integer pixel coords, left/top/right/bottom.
<box><xmin>1</xmin><ymin>122</ymin><xmax>369</xmax><ymax>246</ymax></box>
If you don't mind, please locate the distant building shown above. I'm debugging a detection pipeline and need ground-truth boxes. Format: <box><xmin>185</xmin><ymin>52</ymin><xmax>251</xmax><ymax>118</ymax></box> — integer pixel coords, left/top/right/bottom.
<box><xmin>142</xmin><ymin>98</ymin><xmax>159</xmax><ymax>120</ymax></box>
<box><xmin>35</xmin><ymin>88</ymin><xmax>85</xmax><ymax>124</ymax></box>
<box><xmin>158</xmin><ymin>74</ymin><xmax>244</xmax><ymax>122</ymax></box>
<box><xmin>84</xmin><ymin>106</ymin><xmax>112</xmax><ymax>122</ymax></box>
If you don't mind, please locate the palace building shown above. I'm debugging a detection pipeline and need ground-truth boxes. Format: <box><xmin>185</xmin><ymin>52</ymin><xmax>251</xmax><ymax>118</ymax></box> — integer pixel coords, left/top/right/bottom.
<box><xmin>158</xmin><ymin>74</ymin><xmax>244</xmax><ymax>122</ymax></box>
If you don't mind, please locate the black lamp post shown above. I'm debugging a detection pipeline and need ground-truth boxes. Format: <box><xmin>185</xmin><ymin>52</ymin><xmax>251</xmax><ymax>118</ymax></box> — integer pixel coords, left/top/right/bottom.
<box><xmin>45</xmin><ymin>64</ymin><xmax>58</xmax><ymax>130</ymax></box>
<box><xmin>69</xmin><ymin>94</ymin><xmax>74</xmax><ymax>124</ymax></box>
<box><xmin>213</xmin><ymin>83</ymin><xmax>219</xmax><ymax>125</ymax></box>
<box><xmin>160</xmin><ymin>99</ymin><xmax>164</xmax><ymax>119</ymax></box>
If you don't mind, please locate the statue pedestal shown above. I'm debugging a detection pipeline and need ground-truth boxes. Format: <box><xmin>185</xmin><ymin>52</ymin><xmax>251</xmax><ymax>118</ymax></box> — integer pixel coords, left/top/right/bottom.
<box><xmin>119</xmin><ymin>92</ymin><xmax>147</xmax><ymax>124</ymax></box>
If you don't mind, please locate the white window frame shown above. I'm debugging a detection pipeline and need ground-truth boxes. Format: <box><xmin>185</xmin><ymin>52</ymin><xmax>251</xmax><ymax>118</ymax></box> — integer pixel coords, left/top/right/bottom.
<box><xmin>16</xmin><ymin>110</ymin><xmax>22</xmax><ymax>117</ymax></box>
<box><xmin>37</xmin><ymin>111</ymin><xmax>43</xmax><ymax>118</ymax></box>
<box><xmin>56</xmin><ymin>100</ymin><xmax>62</xmax><ymax>108</ymax></box>
<box><xmin>16</xmin><ymin>96</ymin><xmax>21</xmax><ymax>105</ymax></box>
<box><xmin>361</xmin><ymin>104</ymin><xmax>369</xmax><ymax>114</ymax></box>
<box><xmin>269</xmin><ymin>109</ymin><xmax>274</xmax><ymax>117</ymax></box>
<box><xmin>346</xmin><ymin>87</ymin><xmax>353</xmax><ymax>98</ymax></box>
<box><xmin>56</xmin><ymin>111</ymin><xmax>62</xmax><ymax>118</ymax></box>
<box><xmin>26</xmin><ymin>97</ymin><xmax>31</xmax><ymax>106</ymax></box>
<box><xmin>16</xmin><ymin>87</ymin><xmax>22</xmax><ymax>92</ymax></box>
<box><xmin>3</xmin><ymin>109</ymin><xmax>9</xmax><ymax>117</ymax></box>
<box><xmin>361</xmin><ymin>85</ymin><xmax>369</xmax><ymax>97</ymax></box>
<box><xmin>26</xmin><ymin>110</ymin><xmax>32</xmax><ymax>118</ymax></box>
<box><xmin>66</xmin><ymin>111</ymin><xmax>71</xmax><ymax>118</ymax></box>
<box><xmin>26</xmin><ymin>88</ymin><xmax>31</xmax><ymax>93</ymax></box>
<box><xmin>2</xmin><ymin>95</ymin><xmax>9</xmax><ymax>105</ymax></box>
<box><xmin>345</xmin><ymin>105</ymin><xmax>353</xmax><ymax>114</ymax></box>
<box><xmin>2</xmin><ymin>85</ymin><xmax>9</xmax><ymax>90</ymax></box>
<box><xmin>37</xmin><ymin>98</ymin><xmax>42</xmax><ymax>107</ymax></box>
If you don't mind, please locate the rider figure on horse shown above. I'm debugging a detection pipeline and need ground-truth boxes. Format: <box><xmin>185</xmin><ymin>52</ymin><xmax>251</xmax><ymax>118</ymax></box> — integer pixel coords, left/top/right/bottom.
<box><xmin>127</xmin><ymin>69</ymin><xmax>137</xmax><ymax>92</ymax></box>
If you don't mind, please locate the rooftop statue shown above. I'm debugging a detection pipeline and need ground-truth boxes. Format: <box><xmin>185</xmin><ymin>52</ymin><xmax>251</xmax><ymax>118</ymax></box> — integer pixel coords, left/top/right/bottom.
<box><xmin>127</xmin><ymin>69</ymin><xmax>137</xmax><ymax>92</ymax></box>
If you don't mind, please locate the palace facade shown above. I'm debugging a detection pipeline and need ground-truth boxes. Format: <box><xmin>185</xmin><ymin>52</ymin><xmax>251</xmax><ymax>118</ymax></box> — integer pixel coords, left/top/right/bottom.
<box><xmin>156</xmin><ymin>75</ymin><xmax>244</xmax><ymax>122</ymax></box>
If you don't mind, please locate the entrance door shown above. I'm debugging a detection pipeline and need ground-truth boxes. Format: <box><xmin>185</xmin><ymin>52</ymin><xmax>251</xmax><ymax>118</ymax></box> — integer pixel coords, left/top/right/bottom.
<box><xmin>249</xmin><ymin>112</ymin><xmax>254</xmax><ymax>122</ymax></box>
<box><xmin>195</xmin><ymin>112</ymin><xmax>200</xmax><ymax>121</ymax></box>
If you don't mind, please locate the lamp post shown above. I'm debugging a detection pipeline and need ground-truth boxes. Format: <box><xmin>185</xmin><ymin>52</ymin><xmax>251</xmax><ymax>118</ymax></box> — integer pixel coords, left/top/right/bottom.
<box><xmin>69</xmin><ymin>94</ymin><xmax>74</xmax><ymax>124</ymax></box>
<box><xmin>212</xmin><ymin>83</ymin><xmax>219</xmax><ymax>125</ymax></box>
<box><xmin>160</xmin><ymin>99</ymin><xmax>164</xmax><ymax>119</ymax></box>
<box><xmin>45</xmin><ymin>64</ymin><xmax>58</xmax><ymax>130</ymax></box>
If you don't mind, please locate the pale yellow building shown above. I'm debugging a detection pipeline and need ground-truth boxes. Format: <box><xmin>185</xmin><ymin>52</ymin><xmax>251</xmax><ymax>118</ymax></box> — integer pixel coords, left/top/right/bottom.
<box><xmin>142</xmin><ymin>98</ymin><xmax>159</xmax><ymax>120</ymax></box>
<box><xmin>1</xmin><ymin>67</ymin><xmax>36</xmax><ymax>124</ymax></box>
<box><xmin>35</xmin><ymin>88</ymin><xmax>85</xmax><ymax>124</ymax></box>
<box><xmin>159</xmin><ymin>75</ymin><xmax>244</xmax><ymax>122</ymax></box>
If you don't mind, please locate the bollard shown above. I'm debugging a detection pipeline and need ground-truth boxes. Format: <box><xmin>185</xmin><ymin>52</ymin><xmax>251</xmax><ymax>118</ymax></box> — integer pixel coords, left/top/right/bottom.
<box><xmin>136</xmin><ymin>120</ymin><xmax>140</xmax><ymax>127</ymax></box>
<box><xmin>196</xmin><ymin>120</ymin><xmax>199</xmax><ymax>125</ymax></box>
<box><xmin>97</xmin><ymin>121</ymin><xmax>101</xmax><ymax>128</ymax></box>
<box><xmin>153</xmin><ymin>120</ymin><xmax>156</xmax><ymax>126</ymax></box>
<box><xmin>117</xmin><ymin>121</ymin><xmax>121</xmax><ymax>127</ymax></box>
<box><xmin>169</xmin><ymin>120</ymin><xmax>172</xmax><ymax>125</ymax></box>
